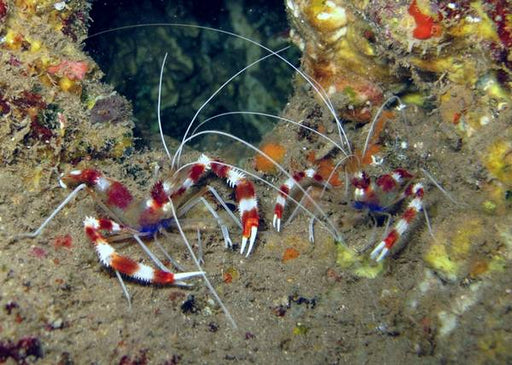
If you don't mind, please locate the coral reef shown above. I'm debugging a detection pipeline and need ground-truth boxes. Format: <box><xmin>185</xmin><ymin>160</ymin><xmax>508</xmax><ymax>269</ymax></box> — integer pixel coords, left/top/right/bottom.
<box><xmin>286</xmin><ymin>0</ymin><xmax>512</xmax><ymax>128</ymax></box>
<box><xmin>286</xmin><ymin>0</ymin><xmax>391</xmax><ymax>122</ymax></box>
<box><xmin>0</xmin><ymin>0</ymin><xmax>134</xmax><ymax>166</ymax></box>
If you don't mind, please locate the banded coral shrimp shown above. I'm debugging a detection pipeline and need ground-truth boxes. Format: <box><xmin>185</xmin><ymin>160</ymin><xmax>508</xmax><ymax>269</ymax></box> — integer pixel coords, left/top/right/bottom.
<box><xmin>9</xmin><ymin>21</ymin><xmax>345</xmax><ymax>331</ymax></box>
<box><xmin>3</xmin><ymin>19</ymin><xmax>458</xmax><ymax>365</ymax></box>
<box><xmin>160</xmin><ymin>39</ymin><xmax>467</xmax><ymax>361</ymax></box>
<box><xmin>268</xmin><ymin>97</ymin><xmax>426</xmax><ymax>261</ymax></box>
<box><xmin>188</xmin><ymin>94</ymin><xmax>438</xmax><ymax>271</ymax></box>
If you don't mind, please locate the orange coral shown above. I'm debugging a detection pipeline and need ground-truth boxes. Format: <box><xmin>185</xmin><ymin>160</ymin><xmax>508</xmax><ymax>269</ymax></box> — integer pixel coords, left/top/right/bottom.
<box><xmin>371</xmin><ymin>110</ymin><xmax>394</xmax><ymax>144</ymax></box>
<box><xmin>254</xmin><ymin>143</ymin><xmax>286</xmax><ymax>174</ymax></box>
<box><xmin>316</xmin><ymin>159</ymin><xmax>342</xmax><ymax>187</ymax></box>
<box><xmin>223</xmin><ymin>267</ymin><xmax>239</xmax><ymax>283</ymax></box>
<box><xmin>306</xmin><ymin>152</ymin><xmax>342</xmax><ymax>186</ymax></box>
<box><xmin>358</xmin><ymin>144</ymin><xmax>380</xmax><ymax>166</ymax></box>
<box><xmin>350</xmin><ymin>109</ymin><xmax>394</xmax><ymax>169</ymax></box>
<box><xmin>282</xmin><ymin>247</ymin><xmax>300</xmax><ymax>262</ymax></box>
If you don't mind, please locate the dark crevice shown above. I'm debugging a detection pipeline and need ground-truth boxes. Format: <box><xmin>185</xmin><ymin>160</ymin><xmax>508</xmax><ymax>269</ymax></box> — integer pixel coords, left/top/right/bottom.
<box><xmin>85</xmin><ymin>0</ymin><xmax>298</xmax><ymax>152</ymax></box>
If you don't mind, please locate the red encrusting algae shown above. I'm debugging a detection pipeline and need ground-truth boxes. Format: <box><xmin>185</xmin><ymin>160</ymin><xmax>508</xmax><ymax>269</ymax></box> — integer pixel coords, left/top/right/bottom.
<box><xmin>47</xmin><ymin>60</ymin><xmax>89</xmax><ymax>81</ymax></box>
<box><xmin>408</xmin><ymin>0</ymin><xmax>442</xmax><ymax>40</ymax></box>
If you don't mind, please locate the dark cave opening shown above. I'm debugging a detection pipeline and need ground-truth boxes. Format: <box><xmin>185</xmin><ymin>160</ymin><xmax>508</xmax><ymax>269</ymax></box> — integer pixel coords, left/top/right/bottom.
<box><xmin>85</xmin><ymin>0</ymin><xmax>299</xmax><ymax>153</ymax></box>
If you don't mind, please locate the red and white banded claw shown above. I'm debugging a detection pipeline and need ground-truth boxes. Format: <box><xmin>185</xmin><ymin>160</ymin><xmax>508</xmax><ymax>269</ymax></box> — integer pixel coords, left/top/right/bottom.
<box><xmin>370</xmin><ymin>183</ymin><xmax>424</xmax><ymax>262</ymax></box>
<box><xmin>84</xmin><ymin>217</ymin><xmax>204</xmax><ymax>285</ymax></box>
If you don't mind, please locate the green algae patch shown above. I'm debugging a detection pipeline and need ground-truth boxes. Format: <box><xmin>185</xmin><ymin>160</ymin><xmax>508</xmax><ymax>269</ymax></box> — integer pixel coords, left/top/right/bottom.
<box><xmin>423</xmin><ymin>215</ymin><xmax>509</xmax><ymax>282</ymax></box>
<box><xmin>424</xmin><ymin>217</ymin><xmax>483</xmax><ymax>281</ymax></box>
<box><xmin>336</xmin><ymin>244</ymin><xmax>384</xmax><ymax>278</ymax></box>
<box><xmin>292</xmin><ymin>323</ymin><xmax>309</xmax><ymax>336</ymax></box>
<box><xmin>423</xmin><ymin>241</ymin><xmax>458</xmax><ymax>282</ymax></box>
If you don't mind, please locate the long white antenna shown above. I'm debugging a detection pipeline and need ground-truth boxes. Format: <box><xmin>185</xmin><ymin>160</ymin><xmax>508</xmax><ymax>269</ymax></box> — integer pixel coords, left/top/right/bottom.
<box><xmin>88</xmin><ymin>23</ymin><xmax>352</xmax><ymax>155</ymax></box>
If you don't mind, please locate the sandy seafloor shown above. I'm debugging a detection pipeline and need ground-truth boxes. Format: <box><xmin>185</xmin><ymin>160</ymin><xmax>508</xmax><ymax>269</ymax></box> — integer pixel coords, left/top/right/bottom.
<box><xmin>2</xmin><ymin>9</ymin><xmax>512</xmax><ymax>365</ymax></box>
<box><xmin>2</xmin><ymin>80</ymin><xmax>512</xmax><ymax>364</ymax></box>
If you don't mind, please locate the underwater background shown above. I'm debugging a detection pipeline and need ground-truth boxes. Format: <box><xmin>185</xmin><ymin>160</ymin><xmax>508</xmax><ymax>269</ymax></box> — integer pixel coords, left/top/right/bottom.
<box><xmin>1</xmin><ymin>0</ymin><xmax>512</xmax><ymax>363</ymax></box>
